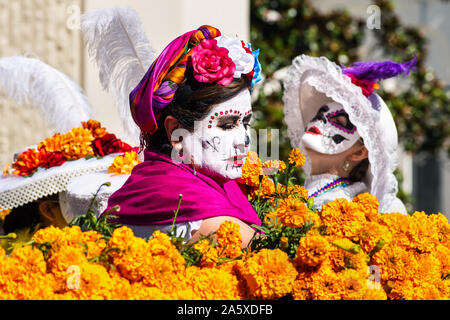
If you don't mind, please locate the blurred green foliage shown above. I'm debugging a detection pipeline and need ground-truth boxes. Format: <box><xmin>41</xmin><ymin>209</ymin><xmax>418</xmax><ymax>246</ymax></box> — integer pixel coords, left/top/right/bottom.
<box><xmin>250</xmin><ymin>0</ymin><xmax>450</xmax><ymax>209</ymax></box>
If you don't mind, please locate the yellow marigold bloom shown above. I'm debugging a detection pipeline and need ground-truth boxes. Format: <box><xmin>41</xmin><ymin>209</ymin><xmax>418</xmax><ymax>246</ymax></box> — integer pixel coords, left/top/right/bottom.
<box><xmin>0</xmin><ymin>208</ymin><xmax>11</xmax><ymax>220</ymax></box>
<box><xmin>295</xmin><ymin>235</ymin><xmax>330</xmax><ymax>268</ymax></box>
<box><xmin>194</xmin><ymin>239</ymin><xmax>218</xmax><ymax>268</ymax></box>
<box><xmin>353</xmin><ymin>192</ymin><xmax>380</xmax><ymax>222</ymax></box>
<box><xmin>216</xmin><ymin>221</ymin><xmax>243</xmax><ymax>258</ymax></box>
<box><xmin>249</xmin><ymin>175</ymin><xmax>276</xmax><ymax>199</ymax></box>
<box><xmin>428</xmin><ymin>213</ymin><xmax>450</xmax><ymax>244</ymax></box>
<box><xmin>108</xmin><ymin>151</ymin><xmax>141</xmax><ymax>176</ymax></box>
<box><xmin>276</xmin><ymin>196</ymin><xmax>318</xmax><ymax>228</ymax></box>
<box><xmin>38</xmin><ymin>133</ymin><xmax>64</xmax><ymax>153</ymax></box>
<box><xmin>32</xmin><ymin>225</ymin><xmax>64</xmax><ymax>244</ymax></box>
<box><xmin>82</xmin><ymin>119</ymin><xmax>107</xmax><ymax>139</ymax></box>
<box><xmin>319</xmin><ymin>198</ymin><xmax>367</xmax><ymax>240</ymax></box>
<box><xmin>60</xmin><ymin>127</ymin><xmax>94</xmax><ymax>160</ymax></box>
<box><xmin>288</xmin><ymin>148</ymin><xmax>305</xmax><ymax>167</ymax></box>
<box><xmin>237</xmin><ymin>248</ymin><xmax>297</xmax><ymax>299</ymax></box>
<box><xmin>185</xmin><ymin>266</ymin><xmax>242</xmax><ymax>300</ymax></box>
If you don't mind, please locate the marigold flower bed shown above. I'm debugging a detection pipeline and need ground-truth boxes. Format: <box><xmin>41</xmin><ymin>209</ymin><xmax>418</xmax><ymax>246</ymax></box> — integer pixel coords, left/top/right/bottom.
<box><xmin>1</xmin><ymin>149</ymin><xmax>448</xmax><ymax>300</ymax></box>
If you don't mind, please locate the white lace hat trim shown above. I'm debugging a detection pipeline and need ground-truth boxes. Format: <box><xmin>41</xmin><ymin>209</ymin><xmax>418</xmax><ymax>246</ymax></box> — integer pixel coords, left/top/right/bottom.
<box><xmin>282</xmin><ymin>55</ymin><xmax>401</xmax><ymax>213</ymax></box>
<box><xmin>0</xmin><ymin>153</ymin><xmax>120</xmax><ymax>211</ymax></box>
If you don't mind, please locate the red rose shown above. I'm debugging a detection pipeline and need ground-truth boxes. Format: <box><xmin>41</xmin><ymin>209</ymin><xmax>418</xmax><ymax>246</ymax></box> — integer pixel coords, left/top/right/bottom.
<box><xmin>38</xmin><ymin>149</ymin><xmax>67</xmax><ymax>169</ymax></box>
<box><xmin>93</xmin><ymin>133</ymin><xmax>132</xmax><ymax>157</ymax></box>
<box><xmin>191</xmin><ymin>39</ymin><xmax>236</xmax><ymax>86</ymax></box>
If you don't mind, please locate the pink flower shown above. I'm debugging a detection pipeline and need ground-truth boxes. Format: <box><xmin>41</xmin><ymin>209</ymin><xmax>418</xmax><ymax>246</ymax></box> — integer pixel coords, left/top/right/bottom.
<box><xmin>191</xmin><ymin>39</ymin><xmax>236</xmax><ymax>86</ymax></box>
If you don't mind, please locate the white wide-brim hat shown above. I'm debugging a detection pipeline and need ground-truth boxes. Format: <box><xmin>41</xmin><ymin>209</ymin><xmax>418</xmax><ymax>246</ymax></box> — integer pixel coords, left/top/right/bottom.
<box><xmin>0</xmin><ymin>153</ymin><xmax>121</xmax><ymax>213</ymax></box>
<box><xmin>59</xmin><ymin>171</ymin><xmax>129</xmax><ymax>224</ymax></box>
<box><xmin>283</xmin><ymin>55</ymin><xmax>403</xmax><ymax>213</ymax></box>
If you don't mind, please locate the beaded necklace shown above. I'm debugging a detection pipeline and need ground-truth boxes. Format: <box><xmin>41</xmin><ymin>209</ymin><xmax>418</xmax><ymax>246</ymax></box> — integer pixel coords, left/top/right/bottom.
<box><xmin>309</xmin><ymin>177</ymin><xmax>351</xmax><ymax>199</ymax></box>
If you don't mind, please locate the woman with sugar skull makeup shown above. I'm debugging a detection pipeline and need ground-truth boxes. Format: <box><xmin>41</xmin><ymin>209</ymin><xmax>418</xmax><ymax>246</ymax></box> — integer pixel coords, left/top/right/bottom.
<box><xmin>103</xmin><ymin>26</ymin><xmax>263</xmax><ymax>246</ymax></box>
<box><xmin>283</xmin><ymin>55</ymin><xmax>416</xmax><ymax>214</ymax></box>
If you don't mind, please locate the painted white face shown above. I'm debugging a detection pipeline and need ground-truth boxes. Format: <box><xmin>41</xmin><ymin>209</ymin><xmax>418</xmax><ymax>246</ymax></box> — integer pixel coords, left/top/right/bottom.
<box><xmin>301</xmin><ymin>101</ymin><xmax>360</xmax><ymax>154</ymax></box>
<box><xmin>180</xmin><ymin>90</ymin><xmax>252</xmax><ymax>180</ymax></box>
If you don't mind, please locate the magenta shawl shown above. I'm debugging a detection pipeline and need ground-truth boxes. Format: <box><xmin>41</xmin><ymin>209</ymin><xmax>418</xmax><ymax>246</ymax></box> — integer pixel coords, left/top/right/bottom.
<box><xmin>103</xmin><ymin>150</ymin><xmax>261</xmax><ymax>227</ymax></box>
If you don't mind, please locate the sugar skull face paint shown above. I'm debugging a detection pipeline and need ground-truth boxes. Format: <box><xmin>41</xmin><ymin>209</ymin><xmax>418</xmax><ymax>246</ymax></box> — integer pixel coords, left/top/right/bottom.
<box><xmin>301</xmin><ymin>101</ymin><xmax>360</xmax><ymax>154</ymax></box>
<box><xmin>180</xmin><ymin>89</ymin><xmax>252</xmax><ymax>180</ymax></box>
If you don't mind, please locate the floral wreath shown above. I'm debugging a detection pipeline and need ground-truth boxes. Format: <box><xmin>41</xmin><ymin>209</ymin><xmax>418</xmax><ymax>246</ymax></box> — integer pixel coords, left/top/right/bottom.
<box><xmin>130</xmin><ymin>25</ymin><xmax>262</xmax><ymax>135</ymax></box>
<box><xmin>5</xmin><ymin>120</ymin><xmax>133</xmax><ymax>178</ymax></box>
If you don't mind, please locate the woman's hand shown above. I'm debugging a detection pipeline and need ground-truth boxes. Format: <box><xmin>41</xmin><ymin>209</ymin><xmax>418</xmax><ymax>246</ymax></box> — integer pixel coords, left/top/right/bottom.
<box><xmin>188</xmin><ymin>215</ymin><xmax>257</xmax><ymax>248</ymax></box>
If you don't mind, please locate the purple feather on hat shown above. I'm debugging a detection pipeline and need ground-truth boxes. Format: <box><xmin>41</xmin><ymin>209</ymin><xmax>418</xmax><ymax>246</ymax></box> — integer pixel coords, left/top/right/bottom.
<box><xmin>342</xmin><ymin>56</ymin><xmax>417</xmax><ymax>82</ymax></box>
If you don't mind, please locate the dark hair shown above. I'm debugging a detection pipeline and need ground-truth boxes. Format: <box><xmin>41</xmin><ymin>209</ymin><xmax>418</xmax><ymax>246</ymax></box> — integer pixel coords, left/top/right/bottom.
<box><xmin>348</xmin><ymin>138</ymin><xmax>369</xmax><ymax>183</ymax></box>
<box><xmin>2</xmin><ymin>194</ymin><xmax>58</xmax><ymax>234</ymax></box>
<box><xmin>141</xmin><ymin>75</ymin><xmax>251</xmax><ymax>154</ymax></box>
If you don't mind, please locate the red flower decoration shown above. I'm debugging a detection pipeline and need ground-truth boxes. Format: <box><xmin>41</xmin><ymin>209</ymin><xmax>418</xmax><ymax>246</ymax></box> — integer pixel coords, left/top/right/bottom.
<box><xmin>191</xmin><ymin>39</ymin><xmax>236</xmax><ymax>86</ymax></box>
<box><xmin>345</xmin><ymin>73</ymin><xmax>378</xmax><ymax>98</ymax></box>
<box><xmin>38</xmin><ymin>149</ymin><xmax>67</xmax><ymax>169</ymax></box>
<box><xmin>93</xmin><ymin>133</ymin><xmax>132</xmax><ymax>157</ymax></box>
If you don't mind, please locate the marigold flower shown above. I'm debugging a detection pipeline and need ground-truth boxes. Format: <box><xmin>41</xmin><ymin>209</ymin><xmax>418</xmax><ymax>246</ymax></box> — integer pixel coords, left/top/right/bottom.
<box><xmin>237</xmin><ymin>150</ymin><xmax>262</xmax><ymax>187</ymax></box>
<box><xmin>237</xmin><ymin>248</ymin><xmax>297</xmax><ymax>299</ymax></box>
<box><xmin>60</xmin><ymin>127</ymin><xmax>94</xmax><ymax>160</ymax></box>
<box><xmin>353</xmin><ymin>192</ymin><xmax>380</xmax><ymax>222</ymax></box>
<box><xmin>216</xmin><ymin>221</ymin><xmax>243</xmax><ymax>258</ymax></box>
<box><xmin>12</xmin><ymin>148</ymin><xmax>40</xmax><ymax>176</ymax></box>
<box><xmin>288</xmin><ymin>148</ymin><xmax>305</xmax><ymax>167</ymax></box>
<box><xmin>295</xmin><ymin>235</ymin><xmax>331</xmax><ymax>268</ymax></box>
<box><xmin>308</xmin><ymin>264</ymin><xmax>345</xmax><ymax>300</ymax></box>
<box><xmin>319</xmin><ymin>198</ymin><xmax>367</xmax><ymax>240</ymax></box>
<box><xmin>82</xmin><ymin>119</ymin><xmax>108</xmax><ymax>139</ymax></box>
<box><xmin>275</xmin><ymin>196</ymin><xmax>318</xmax><ymax>228</ymax></box>
<box><xmin>38</xmin><ymin>133</ymin><xmax>64</xmax><ymax>153</ymax></box>
<box><xmin>107</xmin><ymin>151</ymin><xmax>141</xmax><ymax>176</ymax></box>
<box><xmin>194</xmin><ymin>239</ymin><xmax>218</xmax><ymax>268</ymax></box>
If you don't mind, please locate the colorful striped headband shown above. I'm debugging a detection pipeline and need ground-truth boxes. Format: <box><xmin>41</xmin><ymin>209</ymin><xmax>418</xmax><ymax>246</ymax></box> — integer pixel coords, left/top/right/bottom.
<box><xmin>129</xmin><ymin>25</ymin><xmax>261</xmax><ymax>135</ymax></box>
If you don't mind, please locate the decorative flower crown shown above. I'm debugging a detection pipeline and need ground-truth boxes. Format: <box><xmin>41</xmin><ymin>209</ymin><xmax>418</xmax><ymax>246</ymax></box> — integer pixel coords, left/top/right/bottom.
<box><xmin>129</xmin><ymin>25</ymin><xmax>262</xmax><ymax>135</ymax></box>
<box><xmin>191</xmin><ymin>35</ymin><xmax>262</xmax><ymax>87</ymax></box>
<box><xmin>6</xmin><ymin>120</ymin><xmax>133</xmax><ymax>177</ymax></box>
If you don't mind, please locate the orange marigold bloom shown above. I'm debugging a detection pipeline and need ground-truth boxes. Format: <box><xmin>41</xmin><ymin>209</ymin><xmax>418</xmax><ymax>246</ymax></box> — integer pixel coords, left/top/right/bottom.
<box><xmin>237</xmin><ymin>150</ymin><xmax>262</xmax><ymax>187</ymax></box>
<box><xmin>60</xmin><ymin>127</ymin><xmax>94</xmax><ymax>160</ymax></box>
<box><xmin>185</xmin><ymin>266</ymin><xmax>242</xmax><ymax>300</ymax></box>
<box><xmin>237</xmin><ymin>248</ymin><xmax>297</xmax><ymax>299</ymax></box>
<box><xmin>288</xmin><ymin>148</ymin><xmax>305</xmax><ymax>167</ymax></box>
<box><xmin>339</xmin><ymin>269</ymin><xmax>368</xmax><ymax>300</ymax></box>
<box><xmin>194</xmin><ymin>239</ymin><xmax>218</xmax><ymax>268</ymax></box>
<box><xmin>12</xmin><ymin>148</ymin><xmax>40</xmax><ymax>176</ymax></box>
<box><xmin>38</xmin><ymin>133</ymin><xmax>64</xmax><ymax>153</ymax></box>
<box><xmin>357</xmin><ymin>221</ymin><xmax>391</xmax><ymax>253</ymax></box>
<box><xmin>295</xmin><ymin>235</ymin><xmax>331</xmax><ymax>268</ymax></box>
<box><xmin>308</xmin><ymin>264</ymin><xmax>345</xmax><ymax>300</ymax></box>
<box><xmin>276</xmin><ymin>196</ymin><xmax>318</xmax><ymax>228</ymax></box>
<box><xmin>328</xmin><ymin>238</ymin><xmax>367</xmax><ymax>272</ymax></box>
<box><xmin>82</xmin><ymin>119</ymin><xmax>108</xmax><ymax>139</ymax></box>
<box><xmin>216</xmin><ymin>221</ymin><xmax>243</xmax><ymax>258</ymax></box>
<box><xmin>319</xmin><ymin>198</ymin><xmax>367</xmax><ymax>240</ymax></box>
<box><xmin>353</xmin><ymin>192</ymin><xmax>380</xmax><ymax>222</ymax></box>
<box><xmin>107</xmin><ymin>151</ymin><xmax>141</xmax><ymax>176</ymax></box>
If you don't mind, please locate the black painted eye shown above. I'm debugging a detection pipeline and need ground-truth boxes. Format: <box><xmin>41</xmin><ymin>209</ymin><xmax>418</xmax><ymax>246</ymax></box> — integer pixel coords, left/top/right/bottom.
<box><xmin>331</xmin><ymin>134</ymin><xmax>348</xmax><ymax>144</ymax></box>
<box><xmin>311</xmin><ymin>105</ymin><xmax>330</xmax><ymax>123</ymax></box>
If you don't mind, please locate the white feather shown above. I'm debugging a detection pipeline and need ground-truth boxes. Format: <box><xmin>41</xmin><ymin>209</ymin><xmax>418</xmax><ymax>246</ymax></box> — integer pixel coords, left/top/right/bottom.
<box><xmin>81</xmin><ymin>6</ymin><xmax>156</xmax><ymax>146</ymax></box>
<box><xmin>0</xmin><ymin>56</ymin><xmax>92</xmax><ymax>133</ymax></box>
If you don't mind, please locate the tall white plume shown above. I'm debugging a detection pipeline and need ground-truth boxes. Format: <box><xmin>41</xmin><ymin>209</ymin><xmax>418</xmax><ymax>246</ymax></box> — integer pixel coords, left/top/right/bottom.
<box><xmin>81</xmin><ymin>6</ymin><xmax>156</xmax><ymax>146</ymax></box>
<box><xmin>0</xmin><ymin>56</ymin><xmax>92</xmax><ymax>133</ymax></box>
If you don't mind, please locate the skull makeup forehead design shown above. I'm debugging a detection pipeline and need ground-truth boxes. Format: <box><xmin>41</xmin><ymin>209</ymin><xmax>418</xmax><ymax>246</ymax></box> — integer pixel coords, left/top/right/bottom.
<box><xmin>301</xmin><ymin>101</ymin><xmax>360</xmax><ymax>154</ymax></box>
